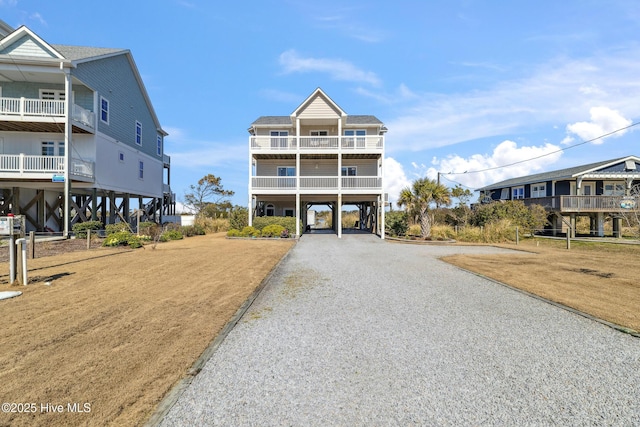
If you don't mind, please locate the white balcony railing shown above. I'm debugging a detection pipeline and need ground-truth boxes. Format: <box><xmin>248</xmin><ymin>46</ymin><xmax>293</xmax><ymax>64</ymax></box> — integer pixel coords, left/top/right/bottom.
<box><xmin>250</xmin><ymin>135</ymin><xmax>384</xmax><ymax>151</ymax></box>
<box><xmin>0</xmin><ymin>154</ymin><xmax>94</xmax><ymax>179</ymax></box>
<box><xmin>0</xmin><ymin>97</ymin><xmax>96</xmax><ymax>129</ymax></box>
<box><xmin>251</xmin><ymin>176</ymin><xmax>382</xmax><ymax>192</ymax></box>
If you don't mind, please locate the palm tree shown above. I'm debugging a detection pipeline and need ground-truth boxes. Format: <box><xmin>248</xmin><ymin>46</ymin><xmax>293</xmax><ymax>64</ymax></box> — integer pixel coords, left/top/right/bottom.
<box><xmin>397</xmin><ymin>178</ymin><xmax>451</xmax><ymax>239</ymax></box>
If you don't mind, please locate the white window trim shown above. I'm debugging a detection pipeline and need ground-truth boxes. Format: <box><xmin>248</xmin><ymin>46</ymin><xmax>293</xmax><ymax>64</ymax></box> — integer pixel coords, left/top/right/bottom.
<box><xmin>118</xmin><ymin>151</ymin><xmax>125</xmax><ymax>163</ymax></box>
<box><xmin>277</xmin><ymin>166</ymin><xmax>296</xmax><ymax>176</ymax></box>
<box><xmin>156</xmin><ymin>135</ymin><xmax>162</xmax><ymax>156</ymax></box>
<box><xmin>603</xmin><ymin>181</ymin><xmax>625</xmax><ymax>196</ymax></box>
<box><xmin>512</xmin><ymin>186</ymin><xmax>524</xmax><ymax>200</ymax></box>
<box><xmin>531</xmin><ymin>182</ymin><xmax>546</xmax><ymax>198</ymax></box>
<box><xmin>341</xmin><ymin>166</ymin><xmax>357</xmax><ymax>176</ymax></box>
<box><xmin>39</xmin><ymin>89</ymin><xmax>65</xmax><ymax>100</ymax></box>
<box><xmin>138</xmin><ymin>160</ymin><xmax>144</xmax><ymax>180</ymax></box>
<box><xmin>283</xmin><ymin>208</ymin><xmax>295</xmax><ymax>217</ymax></box>
<box><xmin>100</xmin><ymin>96</ymin><xmax>110</xmax><ymax>124</ymax></box>
<box><xmin>310</xmin><ymin>130</ymin><xmax>328</xmax><ymax>136</ymax></box>
<box><xmin>265</xmin><ymin>203</ymin><xmax>275</xmax><ymax>216</ymax></box>
<box><xmin>135</xmin><ymin>121</ymin><xmax>142</xmax><ymax>146</ymax></box>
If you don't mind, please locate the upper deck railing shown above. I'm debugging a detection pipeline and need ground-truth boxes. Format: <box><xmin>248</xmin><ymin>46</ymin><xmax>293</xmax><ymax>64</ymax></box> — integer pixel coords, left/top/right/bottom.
<box><xmin>522</xmin><ymin>195</ymin><xmax>637</xmax><ymax>212</ymax></box>
<box><xmin>0</xmin><ymin>97</ymin><xmax>96</xmax><ymax>130</ymax></box>
<box><xmin>250</xmin><ymin>135</ymin><xmax>384</xmax><ymax>151</ymax></box>
<box><xmin>0</xmin><ymin>154</ymin><xmax>94</xmax><ymax>179</ymax></box>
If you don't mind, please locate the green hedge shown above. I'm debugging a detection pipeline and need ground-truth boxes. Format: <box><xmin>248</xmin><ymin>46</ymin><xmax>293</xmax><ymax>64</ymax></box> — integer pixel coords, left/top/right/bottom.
<box><xmin>253</xmin><ymin>216</ymin><xmax>301</xmax><ymax>234</ymax></box>
<box><xmin>72</xmin><ymin>221</ymin><xmax>102</xmax><ymax>238</ymax></box>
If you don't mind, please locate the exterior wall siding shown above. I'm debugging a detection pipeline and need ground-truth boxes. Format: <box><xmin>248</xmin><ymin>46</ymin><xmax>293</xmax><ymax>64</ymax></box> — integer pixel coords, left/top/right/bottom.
<box><xmin>72</xmin><ymin>54</ymin><xmax>161</xmax><ymax>159</ymax></box>
<box><xmin>297</xmin><ymin>97</ymin><xmax>341</xmax><ymax>119</ymax></box>
<box><xmin>256</xmin><ymin>159</ymin><xmax>379</xmax><ymax>177</ymax></box>
<box><xmin>0</xmin><ymin>82</ymin><xmax>93</xmax><ymax>111</ymax></box>
<box><xmin>94</xmin><ymin>132</ymin><xmax>163</xmax><ymax>197</ymax></box>
<box><xmin>0</xmin><ymin>35</ymin><xmax>50</xmax><ymax>57</ymax></box>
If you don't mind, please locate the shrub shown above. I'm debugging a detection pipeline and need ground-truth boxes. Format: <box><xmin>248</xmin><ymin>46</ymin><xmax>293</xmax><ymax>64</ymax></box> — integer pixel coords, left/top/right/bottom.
<box><xmin>105</xmin><ymin>222</ymin><xmax>130</xmax><ymax>235</ymax></box>
<box><xmin>261</xmin><ymin>224</ymin><xmax>285</xmax><ymax>237</ymax></box>
<box><xmin>137</xmin><ymin>221</ymin><xmax>158</xmax><ymax>237</ymax></box>
<box><xmin>407</xmin><ymin>224</ymin><xmax>422</xmax><ymax>237</ymax></box>
<box><xmin>103</xmin><ymin>230</ymin><xmax>142</xmax><ymax>248</ymax></box>
<box><xmin>181</xmin><ymin>224</ymin><xmax>206</xmax><ymax>237</ymax></box>
<box><xmin>160</xmin><ymin>229</ymin><xmax>183</xmax><ymax>242</ymax></box>
<box><xmin>430</xmin><ymin>224</ymin><xmax>457</xmax><ymax>240</ymax></box>
<box><xmin>229</xmin><ymin>206</ymin><xmax>249</xmax><ymax>230</ymax></box>
<box><xmin>253</xmin><ymin>216</ymin><xmax>301</xmax><ymax>234</ymax></box>
<box><xmin>385</xmin><ymin>210</ymin><xmax>408</xmax><ymax>237</ymax></box>
<box><xmin>72</xmin><ymin>221</ymin><xmax>102</xmax><ymax>238</ymax></box>
<box><xmin>240</xmin><ymin>226</ymin><xmax>261</xmax><ymax>238</ymax></box>
<box><xmin>227</xmin><ymin>228</ymin><xmax>241</xmax><ymax>237</ymax></box>
<box><xmin>194</xmin><ymin>216</ymin><xmax>229</xmax><ymax>233</ymax></box>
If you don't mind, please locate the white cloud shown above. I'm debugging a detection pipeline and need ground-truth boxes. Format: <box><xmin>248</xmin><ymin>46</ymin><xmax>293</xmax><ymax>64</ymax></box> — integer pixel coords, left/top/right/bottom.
<box><xmin>385</xmin><ymin>49</ymin><xmax>640</xmax><ymax>153</ymax></box>
<box><xmin>383</xmin><ymin>157</ymin><xmax>411</xmax><ymax>205</ymax></box>
<box><xmin>279</xmin><ymin>49</ymin><xmax>381</xmax><ymax>86</ymax></box>
<box><xmin>564</xmin><ymin>106</ymin><xmax>632</xmax><ymax>145</ymax></box>
<box><xmin>425</xmin><ymin>140</ymin><xmax>563</xmax><ymax>191</ymax></box>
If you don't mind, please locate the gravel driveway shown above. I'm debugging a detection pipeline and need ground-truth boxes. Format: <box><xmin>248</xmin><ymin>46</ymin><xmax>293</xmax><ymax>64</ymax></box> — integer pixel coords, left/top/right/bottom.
<box><xmin>159</xmin><ymin>234</ymin><xmax>640</xmax><ymax>426</ymax></box>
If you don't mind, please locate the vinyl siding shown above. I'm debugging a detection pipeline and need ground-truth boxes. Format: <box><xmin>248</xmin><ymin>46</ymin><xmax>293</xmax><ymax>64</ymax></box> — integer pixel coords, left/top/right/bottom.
<box><xmin>297</xmin><ymin>96</ymin><xmax>341</xmax><ymax>119</ymax></box>
<box><xmin>72</xmin><ymin>54</ymin><xmax>160</xmax><ymax>159</ymax></box>
<box><xmin>0</xmin><ymin>35</ymin><xmax>52</xmax><ymax>57</ymax></box>
<box><xmin>0</xmin><ymin>82</ymin><xmax>94</xmax><ymax>111</ymax></box>
<box><xmin>256</xmin><ymin>159</ymin><xmax>379</xmax><ymax>177</ymax></box>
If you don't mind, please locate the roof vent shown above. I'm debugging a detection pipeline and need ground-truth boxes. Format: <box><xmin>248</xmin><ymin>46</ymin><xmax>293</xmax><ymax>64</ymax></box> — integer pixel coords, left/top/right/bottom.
<box><xmin>625</xmin><ymin>160</ymin><xmax>636</xmax><ymax>171</ymax></box>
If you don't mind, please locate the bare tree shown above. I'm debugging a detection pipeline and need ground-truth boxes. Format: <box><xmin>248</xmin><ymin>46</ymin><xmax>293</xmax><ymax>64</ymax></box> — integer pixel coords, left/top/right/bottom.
<box><xmin>183</xmin><ymin>174</ymin><xmax>234</xmax><ymax>215</ymax></box>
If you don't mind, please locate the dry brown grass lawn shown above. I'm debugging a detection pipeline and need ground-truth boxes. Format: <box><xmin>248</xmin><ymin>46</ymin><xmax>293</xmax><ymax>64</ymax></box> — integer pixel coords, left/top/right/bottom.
<box><xmin>442</xmin><ymin>237</ymin><xmax>640</xmax><ymax>333</ymax></box>
<box><xmin>0</xmin><ymin>233</ymin><xmax>294</xmax><ymax>427</ymax></box>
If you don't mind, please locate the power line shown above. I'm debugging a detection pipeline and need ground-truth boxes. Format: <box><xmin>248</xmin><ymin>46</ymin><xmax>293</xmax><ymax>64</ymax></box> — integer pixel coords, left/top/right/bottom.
<box><xmin>441</xmin><ymin>121</ymin><xmax>640</xmax><ymax>176</ymax></box>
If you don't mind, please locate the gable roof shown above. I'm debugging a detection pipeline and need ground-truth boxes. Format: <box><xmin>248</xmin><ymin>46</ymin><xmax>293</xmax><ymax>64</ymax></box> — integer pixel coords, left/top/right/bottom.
<box><xmin>0</xmin><ymin>25</ymin><xmax>166</xmax><ymax>136</ymax></box>
<box><xmin>291</xmin><ymin>87</ymin><xmax>345</xmax><ymax>118</ymax></box>
<box><xmin>478</xmin><ymin>156</ymin><xmax>640</xmax><ymax>191</ymax></box>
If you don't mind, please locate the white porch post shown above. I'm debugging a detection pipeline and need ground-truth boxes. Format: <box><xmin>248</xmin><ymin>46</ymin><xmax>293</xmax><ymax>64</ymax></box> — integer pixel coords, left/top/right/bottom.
<box><xmin>296</xmin><ymin>118</ymin><xmax>301</xmax><ymax>237</ymax></box>
<box><xmin>248</xmin><ymin>150</ymin><xmax>253</xmax><ymax>226</ymax></box>
<box><xmin>596</xmin><ymin>212</ymin><xmax>604</xmax><ymax>237</ymax></box>
<box><xmin>295</xmin><ymin>193</ymin><xmax>300</xmax><ymax>237</ymax></box>
<box><xmin>63</xmin><ymin>68</ymin><xmax>72</xmax><ymax>238</ymax></box>
<box><xmin>380</xmin><ymin>154</ymin><xmax>385</xmax><ymax>240</ymax></box>
<box><xmin>337</xmin><ymin>194</ymin><xmax>342</xmax><ymax>238</ymax></box>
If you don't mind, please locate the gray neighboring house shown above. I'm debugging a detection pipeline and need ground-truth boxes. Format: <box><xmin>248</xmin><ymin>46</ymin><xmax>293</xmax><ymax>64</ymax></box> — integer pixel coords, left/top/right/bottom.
<box><xmin>0</xmin><ymin>22</ymin><xmax>174</xmax><ymax>235</ymax></box>
<box><xmin>248</xmin><ymin>88</ymin><xmax>387</xmax><ymax>238</ymax></box>
<box><xmin>477</xmin><ymin>155</ymin><xmax>640</xmax><ymax>237</ymax></box>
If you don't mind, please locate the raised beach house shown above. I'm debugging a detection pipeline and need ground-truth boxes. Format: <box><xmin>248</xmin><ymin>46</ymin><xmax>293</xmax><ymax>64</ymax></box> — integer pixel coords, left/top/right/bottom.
<box><xmin>0</xmin><ymin>21</ymin><xmax>173</xmax><ymax>235</ymax></box>
<box><xmin>477</xmin><ymin>155</ymin><xmax>640</xmax><ymax>237</ymax></box>
<box><xmin>248</xmin><ymin>88</ymin><xmax>387</xmax><ymax>238</ymax></box>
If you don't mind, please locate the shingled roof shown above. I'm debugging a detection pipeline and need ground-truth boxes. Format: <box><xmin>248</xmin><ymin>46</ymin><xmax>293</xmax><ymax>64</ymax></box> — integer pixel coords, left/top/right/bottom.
<box><xmin>52</xmin><ymin>44</ymin><xmax>126</xmax><ymax>62</ymax></box>
<box><xmin>477</xmin><ymin>158</ymin><xmax>628</xmax><ymax>191</ymax></box>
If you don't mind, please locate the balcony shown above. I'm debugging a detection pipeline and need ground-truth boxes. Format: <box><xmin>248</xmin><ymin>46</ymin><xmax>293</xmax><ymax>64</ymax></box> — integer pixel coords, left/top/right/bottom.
<box><xmin>251</xmin><ymin>176</ymin><xmax>382</xmax><ymax>193</ymax></box>
<box><xmin>250</xmin><ymin>135</ymin><xmax>384</xmax><ymax>152</ymax></box>
<box><xmin>0</xmin><ymin>97</ymin><xmax>96</xmax><ymax>133</ymax></box>
<box><xmin>0</xmin><ymin>154</ymin><xmax>95</xmax><ymax>180</ymax></box>
<box><xmin>523</xmin><ymin>195</ymin><xmax>637</xmax><ymax>213</ymax></box>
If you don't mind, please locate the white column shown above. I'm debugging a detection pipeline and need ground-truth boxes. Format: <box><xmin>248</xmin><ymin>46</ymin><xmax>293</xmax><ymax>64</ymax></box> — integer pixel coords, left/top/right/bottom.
<box><xmin>295</xmin><ymin>193</ymin><xmax>300</xmax><ymax>237</ymax></box>
<box><xmin>337</xmin><ymin>194</ymin><xmax>342</xmax><ymax>238</ymax></box>
<box><xmin>63</xmin><ymin>69</ymin><xmax>72</xmax><ymax>238</ymax></box>
<box><xmin>248</xmin><ymin>148</ymin><xmax>253</xmax><ymax>226</ymax></box>
<box><xmin>596</xmin><ymin>212</ymin><xmax>604</xmax><ymax>237</ymax></box>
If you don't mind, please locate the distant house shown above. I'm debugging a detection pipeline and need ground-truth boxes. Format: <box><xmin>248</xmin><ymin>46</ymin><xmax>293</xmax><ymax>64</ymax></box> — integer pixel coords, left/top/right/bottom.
<box><xmin>0</xmin><ymin>21</ymin><xmax>174</xmax><ymax>235</ymax></box>
<box><xmin>247</xmin><ymin>88</ymin><xmax>387</xmax><ymax>238</ymax></box>
<box><xmin>477</xmin><ymin>155</ymin><xmax>640</xmax><ymax>237</ymax></box>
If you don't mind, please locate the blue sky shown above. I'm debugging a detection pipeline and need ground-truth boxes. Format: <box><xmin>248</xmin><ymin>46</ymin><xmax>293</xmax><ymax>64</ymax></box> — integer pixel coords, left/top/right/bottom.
<box><xmin>3</xmin><ymin>0</ymin><xmax>640</xmax><ymax>208</ymax></box>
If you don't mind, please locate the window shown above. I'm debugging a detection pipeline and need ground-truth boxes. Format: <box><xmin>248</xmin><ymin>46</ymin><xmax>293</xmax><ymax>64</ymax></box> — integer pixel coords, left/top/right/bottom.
<box><xmin>341</xmin><ymin>166</ymin><xmax>357</xmax><ymax>176</ymax></box>
<box><xmin>277</xmin><ymin>166</ymin><xmax>296</xmax><ymax>176</ymax></box>
<box><xmin>512</xmin><ymin>186</ymin><xmax>524</xmax><ymax>199</ymax></box>
<box><xmin>500</xmin><ymin>188</ymin><xmax>509</xmax><ymax>200</ymax></box>
<box><xmin>135</xmin><ymin>121</ymin><xmax>142</xmax><ymax>146</ymax></box>
<box><xmin>270</xmin><ymin>130</ymin><xmax>288</xmax><ymax>148</ymax></box>
<box><xmin>604</xmin><ymin>182</ymin><xmax>625</xmax><ymax>196</ymax></box>
<box><xmin>100</xmin><ymin>97</ymin><xmax>109</xmax><ymax>124</ymax></box>
<box><xmin>265</xmin><ymin>204</ymin><xmax>275</xmax><ymax>217</ymax></box>
<box><xmin>42</xmin><ymin>141</ymin><xmax>64</xmax><ymax>156</ymax></box>
<box><xmin>284</xmin><ymin>208</ymin><xmax>294</xmax><ymax>217</ymax></box>
<box><xmin>531</xmin><ymin>183</ymin><xmax>546</xmax><ymax>198</ymax></box>
<box><xmin>138</xmin><ymin>161</ymin><xmax>144</xmax><ymax>179</ymax></box>
<box><xmin>156</xmin><ymin>135</ymin><xmax>162</xmax><ymax>156</ymax></box>
<box><xmin>118</xmin><ymin>151</ymin><xmax>125</xmax><ymax>162</ymax></box>
<box><xmin>41</xmin><ymin>141</ymin><xmax>54</xmax><ymax>156</ymax></box>
<box><xmin>344</xmin><ymin>129</ymin><xmax>366</xmax><ymax>147</ymax></box>
<box><xmin>40</xmin><ymin>90</ymin><xmax>65</xmax><ymax>100</ymax></box>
